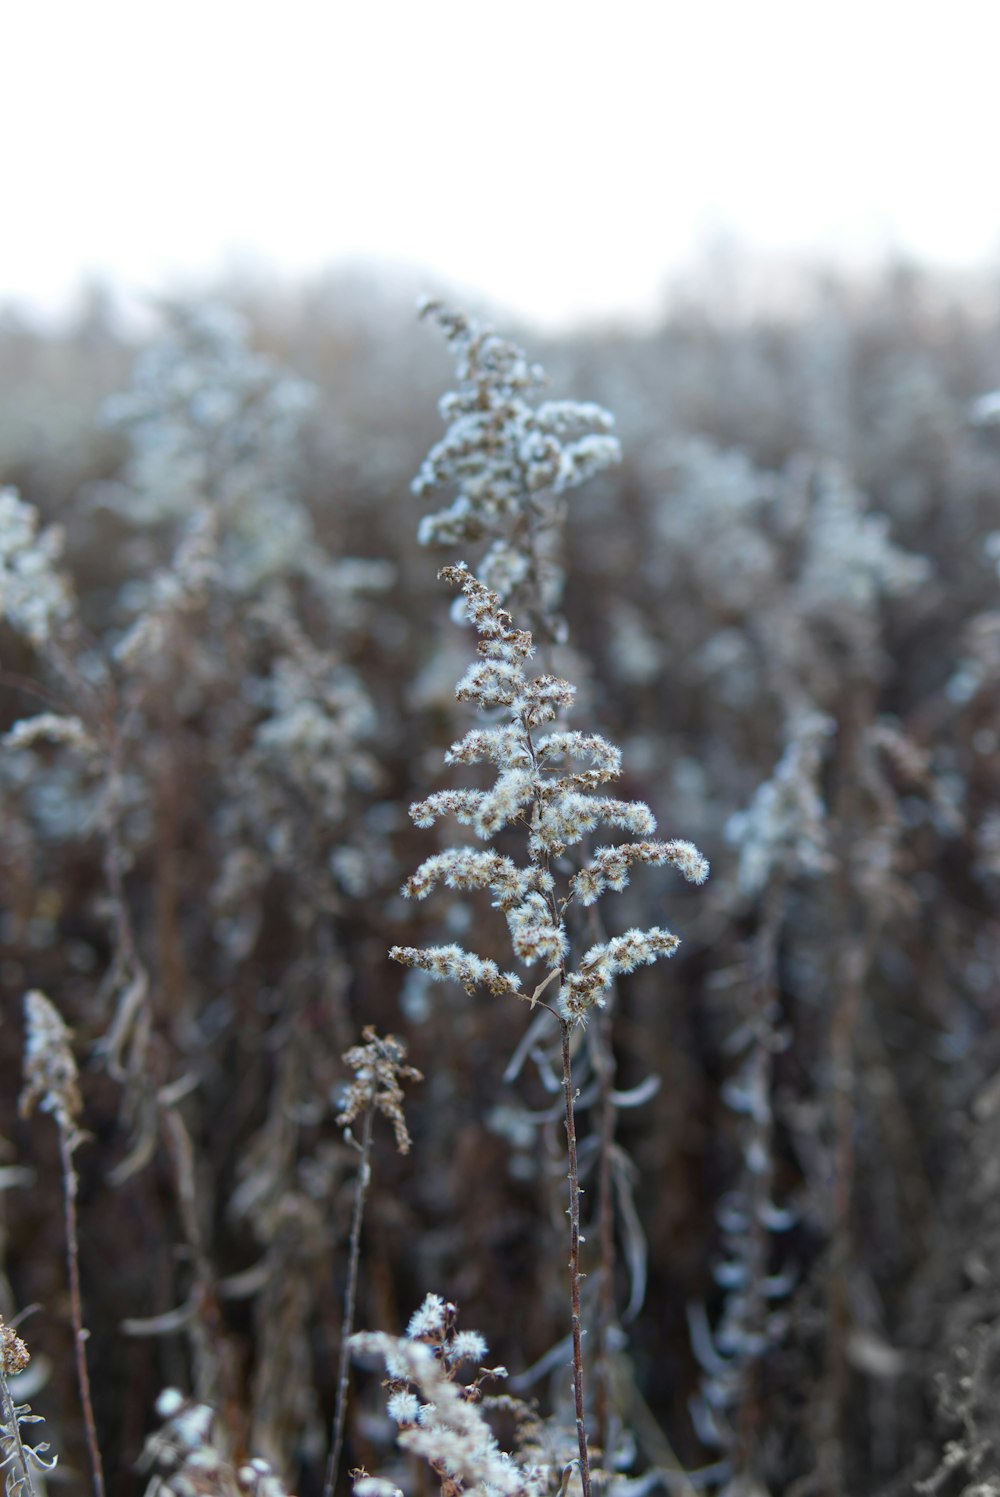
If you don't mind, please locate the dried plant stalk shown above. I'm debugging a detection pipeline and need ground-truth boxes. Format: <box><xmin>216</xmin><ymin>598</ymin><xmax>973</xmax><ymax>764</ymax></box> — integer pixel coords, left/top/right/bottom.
<box><xmin>324</xmin><ymin>1028</ymin><xmax>421</xmax><ymax>1497</ymax></box>
<box><xmin>20</xmin><ymin>992</ymin><xmax>103</xmax><ymax>1497</ymax></box>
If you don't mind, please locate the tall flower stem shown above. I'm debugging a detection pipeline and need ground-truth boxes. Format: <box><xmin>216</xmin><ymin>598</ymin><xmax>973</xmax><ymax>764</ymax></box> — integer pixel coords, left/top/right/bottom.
<box><xmin>325</xmin><ymin>1028</ymin><xmax>420</xmax><ymax>1497</ymax></box>
<box><xmin>324</xmin><ymin>1095</ymin><xmax>376</xmax><ymax>1497</ymax></box>
<box><xmin>561</xmin><ymin>1019</ymin><xmax>592</xmax><ymax>1497</ymax></box>
<box><xmin>593</xmin><ymin>1003</ymin><xmax>617</xmax><ymax>1462</ymax></box>
<box><xmin>58</xmin><ymin>1129</ymin><xmax>106</xmax><ymax>1497</ymax></box>
<box><xmin>21</xmin><ymin>992</ymin><xmax>104</xmax><ymax>1497</ymax></box>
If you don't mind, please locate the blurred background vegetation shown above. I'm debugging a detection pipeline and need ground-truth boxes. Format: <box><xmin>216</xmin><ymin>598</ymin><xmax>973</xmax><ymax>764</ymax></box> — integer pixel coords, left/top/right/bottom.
<box><xmin>3</xmin><ymin>262</ymin><xmax>1000</xmax><ymax>1496</ymax></box>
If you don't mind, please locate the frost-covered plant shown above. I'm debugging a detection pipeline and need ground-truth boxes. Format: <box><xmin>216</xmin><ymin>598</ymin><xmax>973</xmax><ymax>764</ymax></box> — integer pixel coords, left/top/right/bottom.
<box><xmin>392</xmin><ymin>567</ymin><xmax>707</xmax><ymax>1022</ymax></box>
<box><xmin>391</xmin><ymin>565</ymin><xmax>707</xmax><ymax>1495</ymax></box>
<box><xmin>407</xmin><ymin>304</ymin><xmax>706</xmax><ymax>1477</ymax></box>
<box><xmin>351</xmin><ymin>1294</ymin><xmax>545</xmax><ymax>1497</ymax></box>
<box><xmin>138</xmin><ymin>1388</ymin><xmax>292</xmax><ymax>1497</ymax></box>
<box><xmin>689</xmin><ymin>993</ymin><xmax>795</xmax><ymax>1492</ymax></box>
<box><xmin>0</xmin><ymin>484</ymin><xmax>152</xmax><ymax>1081</ymax></box>
<box><xmin>0</xmin><ymin>1317</ymin><xmax>55</xmax><ymax>1497</ymax></box>
<box><xmin>4</xmin><ymin>269</ymin><xmax>995</xmax><ymax>1495</ymax></box>
<box><xmin>725</xmin><ymin>710</ymin><xmax>836</xmax><ymax>902</ymax></box>
<box><xmin>0</xmin><ymin>305</ymin><xmax>401</xmax><ymax>1484</ymax></box>
<box><xmin>1</xmin><ymin>305</ymin><xmax>385</xmax><ymax>1044</ymax></box>
<box><xmin>105</xmin><ymin>310</ymin><xmax>386</xmax><ymax>940</ymax></box>
<box><xmin>796</xmin><ymin>463</ymin><xmax>931</xmax><ymax>616</ymax></box>
<box><xmin>100</xmin><ymin>302</ymin><xmax>316</xmax><ymax>587</ymax></box>
<box><xmin>413</xmin><ymin>301</ymin><xmax>620</xmax><ymax>633</ymax></box>
<box><xmin>684</xmin><ymin>699</ymin><xmax>835</xmax><ymax>1496</ymax></box>
<box><xmin>0</xmin><ymin>487</ymin><xmax>95</xmax><ymax>755</ymax></box>
<box><xmin>0</xmin><ymin>487</ymin><xmax>77</xmax><ymax>651</ymax></box>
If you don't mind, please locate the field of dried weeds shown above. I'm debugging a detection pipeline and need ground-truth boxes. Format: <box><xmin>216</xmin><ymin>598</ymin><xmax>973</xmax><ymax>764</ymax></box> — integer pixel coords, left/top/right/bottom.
<box><xmin>2</xmin><ymin>268</ymin><xmax>1000</xmax><ymax>1497</ymax></box>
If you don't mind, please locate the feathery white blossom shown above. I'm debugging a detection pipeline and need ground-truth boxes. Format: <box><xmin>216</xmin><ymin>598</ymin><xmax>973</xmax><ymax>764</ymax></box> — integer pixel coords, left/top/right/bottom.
<box><xmin>413</xmin><ymin>301</ymin><xmax>620</xmax><ymax>626</ymax></box>
<box><xmin>406</xmin><ymin>1293</ymin><xmax>450</xmax><ymax>1342</ymax></box>
<box><xmin>392</xmin><ymin>566</ymin><xmax>707</xmax><ymax>1020</ymax></box>
<box><xmin>388</xmin><ymin>943</ymin><xmax>523</xmax><ymax>999</ymax></box>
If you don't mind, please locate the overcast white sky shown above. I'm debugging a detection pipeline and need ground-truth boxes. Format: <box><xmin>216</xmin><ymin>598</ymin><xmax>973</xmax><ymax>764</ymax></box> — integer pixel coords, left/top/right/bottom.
<box><xmin>6</xmin><ymin>0</ymin><xmax>1000</xmax><ymax>330</ymax></box>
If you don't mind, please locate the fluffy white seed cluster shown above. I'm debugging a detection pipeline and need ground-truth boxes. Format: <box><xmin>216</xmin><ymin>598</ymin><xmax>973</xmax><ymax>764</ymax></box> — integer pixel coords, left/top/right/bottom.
<box><xmin>560</xmin><ymin>929</ymin><xmax>682</xmax><ymax>1018</ymax></box>
<box><xmin>0</xmin><ymin>487</ymin><xmax>76</xmax><ymax>648</ymax></box>
<box><xmin>571</xmin><ymin>838</ymin><xmax>708</xmax><ymax>906</ymax></box>
<box><xmin>387</xmin><ymin>943</ymin><xmax>523</xmax><ymax>1000</ymax></box>
<box><xmin>391</xmin><ymin>566</ymin><xmax>708</xmax><ymax>1020</ymax></box>
<box><xmin>413</xmin><ymin>300</ymin><xmax>620</xmax><ymax>616</ymax></box>
<box><xmin>352</xmin><ymin>1295</ymin><xmax>541</xmax><ymax>1497</ymax></box>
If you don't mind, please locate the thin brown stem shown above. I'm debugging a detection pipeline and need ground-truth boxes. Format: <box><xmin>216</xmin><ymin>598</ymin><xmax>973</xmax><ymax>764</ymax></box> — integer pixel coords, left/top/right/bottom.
<box><xmin>58</xmin><ymin>1129</ymin><xmax>106</xmax><ymax>1497</ymax></box>
<box><xmin>324</xmin><ymin>1096</ymin><xmax>377</xmax><ymax>1497</ymax></box>
<box><xmin>731</xmin><ymin>941</ymin><xmax>779</xmax><ymax>1481</ymax></box>
<box><xmin>561</xmin><ymin>1019</ymin><xmax>593</xmax><ymax>1497</ymax></box>
<box><xmin>579</xmin><ymin>881</ymin><xmax>619</xmax><ymax>1469</ymax></box>
<box><xmin>160</xmin><ymin>1106</ymin><xmax>238</xmax><ymax>1424</ymax></box>
<box><xmin>594</xmin><ymin>1003</ymin><xmax>617</xmax><ymax>1463</ymax></box>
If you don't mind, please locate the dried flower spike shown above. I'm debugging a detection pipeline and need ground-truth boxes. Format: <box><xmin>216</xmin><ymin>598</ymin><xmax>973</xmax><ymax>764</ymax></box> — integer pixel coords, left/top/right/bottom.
<box><xmin>20</xmin><ymin>990</ymin><xmax>83</xmax><ymax>1146</ymax></box>
<box><xmin>337</xmin><ymin>1026</ymin><xmax>423</xmax><ymax>1156</ymax></box>
<box><xmin>391</xmin><ymin>565</ymin><xmax>707</xmax><ymax>1022</ymax></box>
<box><xmin>0</xmin><ymin>1320</ymin><xmax>29</xmax><ymax>1379</ymax></box>
<box><xmin>414</xmin><ymin>300</ymin><xmax>620</xmax><ymax>631</ymax></box>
